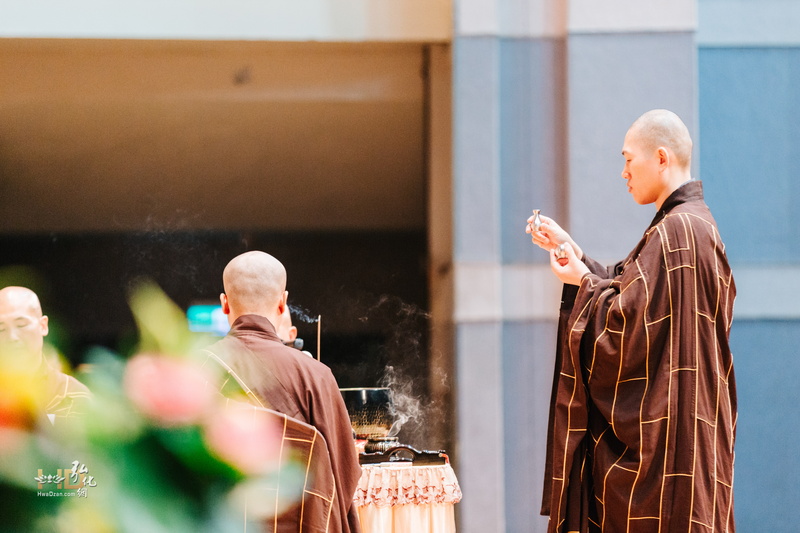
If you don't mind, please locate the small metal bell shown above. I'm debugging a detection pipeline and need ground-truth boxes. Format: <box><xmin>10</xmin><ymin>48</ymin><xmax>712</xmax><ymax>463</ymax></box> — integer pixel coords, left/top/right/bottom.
<box><xmin>531</xmin><ymin>209</ymin><xmax>543</xmax><ymax>232</ymax></box>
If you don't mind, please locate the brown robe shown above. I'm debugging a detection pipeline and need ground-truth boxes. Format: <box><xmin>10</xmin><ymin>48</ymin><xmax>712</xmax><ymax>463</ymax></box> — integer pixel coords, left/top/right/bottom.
<box><xmin>541</xmin><ymin>181</ymin><xmax>737</xmax><ymax>532</ymax></box>
<box><xmin>205</xmin><ymin>315</ymin><xmax>362</xmax><ymax>533</ymax></box>
<box><xmin>217</xmin><ymin>401</ymin><xmax>343</xmax><ymax>533</ymax></box>
<box><xmin>37</xmin><ymin>363</ymin><xmax>91</xmax><ymax>427</ymax></box>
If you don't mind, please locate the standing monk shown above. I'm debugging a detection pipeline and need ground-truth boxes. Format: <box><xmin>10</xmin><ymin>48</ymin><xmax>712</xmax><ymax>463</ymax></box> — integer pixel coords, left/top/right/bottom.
<box><xmin>527</xmin><ymin>110</ymin><xmax>737</xmax><ymax>532</ymax></box>
<box><xmin>204</xmin><ymin>251</ymin><xmax>362</xmax><ymax>533</ymax></box>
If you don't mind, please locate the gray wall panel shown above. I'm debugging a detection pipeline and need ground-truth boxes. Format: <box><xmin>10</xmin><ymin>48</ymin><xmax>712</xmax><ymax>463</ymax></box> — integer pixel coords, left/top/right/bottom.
<box><xmin>698</xmin><ymin>47</ymin><xmax>800</xmax><ymax>263</ymax></box>
<box><xmin>502</xmin><ymin>320</ymin><xmax>556</xmax><ymax>533</ymax></box>
<box><xmin>455</xmin><ymin>321</ymin><xmax>506</xmax><ymax>532</ymax></box>
<box><xmin>454</xmin><ymin>36</ymin><xmax>501</xmax><ymax>262</ymax></box>
<box><xmin>567</xmin><ymin>32</ymin><xmax>697</xmax><ymax>261</ymax></box>
<box><xmin>498</xmin><ymin>37</ymin><xmax>567</xmax><ymax>265</ymax></box>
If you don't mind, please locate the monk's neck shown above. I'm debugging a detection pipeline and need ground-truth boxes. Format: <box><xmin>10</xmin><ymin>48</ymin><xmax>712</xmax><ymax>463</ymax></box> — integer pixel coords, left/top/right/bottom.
<box><xmin>655</xmin><ymin>176</ymin><xmax>693</xmax><ymax>210</ymax></box>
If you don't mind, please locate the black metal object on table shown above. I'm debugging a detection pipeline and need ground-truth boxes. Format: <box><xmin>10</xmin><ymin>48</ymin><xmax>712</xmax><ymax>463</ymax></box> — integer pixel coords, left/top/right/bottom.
<box><xmin>358</xmin><ymin>445</ymin><xmax>448</xmax><ymax>466</ymax></box>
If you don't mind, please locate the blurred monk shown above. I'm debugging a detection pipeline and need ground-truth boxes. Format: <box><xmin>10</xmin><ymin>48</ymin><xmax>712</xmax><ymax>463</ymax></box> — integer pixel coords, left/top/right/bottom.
<box><xmin>0</xmin><ymin>286</ymin><xmax>90</xmax><ymax>427</ymax></box>
<box><xmin>203</xmin><ymin>251</ymin><xmax>361</xmax><ymax>533</ymax></box>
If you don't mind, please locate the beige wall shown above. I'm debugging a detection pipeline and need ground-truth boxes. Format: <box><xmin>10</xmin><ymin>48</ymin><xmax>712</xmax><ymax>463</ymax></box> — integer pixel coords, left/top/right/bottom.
<box><xmin>0</xmin><ymin>39</ymin><xmax>429</xmax><ymax>233</ymax></box>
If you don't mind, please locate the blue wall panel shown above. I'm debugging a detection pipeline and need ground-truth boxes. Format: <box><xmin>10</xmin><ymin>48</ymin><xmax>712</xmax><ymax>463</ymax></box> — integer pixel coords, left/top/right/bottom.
<box><xmin>728</xmin><ymin>320</ymin><xmax>800</xmax><ymax>531</ymax></box>
<box><xmin>699</xmin><ymin>47</ymin><xmax>800</xmax><ymax>263</ymax></box>
<box><xmin>699</xmin><ymin>45</ymin><xmax>800</xmax><ymax>530</ymax></box>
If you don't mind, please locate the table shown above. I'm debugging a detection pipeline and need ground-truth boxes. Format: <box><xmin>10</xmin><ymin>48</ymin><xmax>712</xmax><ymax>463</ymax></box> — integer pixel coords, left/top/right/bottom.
<box><xmin>354</xmin><ymin>462</ymin><xmax>462</xmax><ymax>533</ymax></box>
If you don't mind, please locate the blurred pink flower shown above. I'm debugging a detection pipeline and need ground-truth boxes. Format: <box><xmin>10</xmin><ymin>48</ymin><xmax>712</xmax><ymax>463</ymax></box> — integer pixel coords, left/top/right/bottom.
<box><xmin>0</xmin><ymin>427</ymin><xmax>28</xmax><ymax>455</ymax></box>
<box><xmin>204</xmin><ymin>403</ymin><xmax>281</xmax><ymax>475</ymax></box>
<box><xmin>124</xmin><ymin>353</ymin><xmax>216</xmax><ymax>426</ymax></box>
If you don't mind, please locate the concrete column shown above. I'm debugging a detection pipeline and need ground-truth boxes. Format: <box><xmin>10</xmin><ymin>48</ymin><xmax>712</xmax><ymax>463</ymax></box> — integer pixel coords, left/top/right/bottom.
<box><xmin>450</xmin><ymin>1</ymin><xmax>697</xmax><ymax>531</ymax></box>
<box><xmin>451</xmin><ymin>1</ymin><xmax>566</xmax><ymax>531</ymax></box>
<box><xmin>452</xmin><ymin>27</ymin><xmax>506</xmax><ymax>531</ymax></box>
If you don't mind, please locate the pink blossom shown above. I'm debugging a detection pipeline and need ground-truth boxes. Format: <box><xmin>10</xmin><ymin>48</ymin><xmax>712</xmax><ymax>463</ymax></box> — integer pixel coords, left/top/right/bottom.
<box><xmin>0</xmin><ymin>427</ymin><xmax>28</xmax><ymax>455</ymax></box>
<box><xmin>204</xmin><ymin>402</ymin><xmax>282</xmax><ymax>475</ymax></box>
<box><xmin>123</xmin><ymin>353</ymin><xmax>216</xmax><ymax>426</ymax></box>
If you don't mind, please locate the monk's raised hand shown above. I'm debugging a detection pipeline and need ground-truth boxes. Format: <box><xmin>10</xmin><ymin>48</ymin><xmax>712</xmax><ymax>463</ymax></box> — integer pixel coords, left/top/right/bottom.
<box><xmin>526</xmin><ymin>213</ymin><xmax>553</xmax><ymax>249</ymax></box>
<box><xmin>549</xmin><ymin>242</ymin><xmax>590</xmax><ymax>286</ymax></box>
<box><xmin>527</xmin><ymin>214</ymin><xmax>566</xmax><ymax>250</ymax></box>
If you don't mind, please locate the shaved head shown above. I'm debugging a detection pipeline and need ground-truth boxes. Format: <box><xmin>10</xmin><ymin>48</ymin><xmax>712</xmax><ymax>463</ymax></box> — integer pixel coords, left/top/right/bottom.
<box><xmin>0</xmin><ymin>286</ymin><xmax>43</xmax><ymax>318</ymax></box>
<box><xmin>222</xmin><ymin>252</ymin><xmax>287</xmax><ymax>321</ymax></box>
<box><xmin>0</xmin><ymin>286</ymin><xmax>48</xmax><ymax>371</ymax></box>
<box><xmin>628</xmin><ymin>109</ymin><xmax>693</xmax><ymax>169</ymax></box>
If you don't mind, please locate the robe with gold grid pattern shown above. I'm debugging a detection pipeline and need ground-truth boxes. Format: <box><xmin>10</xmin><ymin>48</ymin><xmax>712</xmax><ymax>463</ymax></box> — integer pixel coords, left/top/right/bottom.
<box><xmin>541</xmin><ymin>181</ymin><xmax>737</xmax><ymax>533</ymax></box>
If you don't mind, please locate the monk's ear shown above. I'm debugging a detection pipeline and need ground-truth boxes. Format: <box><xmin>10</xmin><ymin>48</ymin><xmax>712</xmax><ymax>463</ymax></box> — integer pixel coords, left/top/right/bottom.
<box><xmin>220</xmin><ymin>293</ymin><xmax>230</xmax><ymax>315</ymax></box>
<box><xmin>40</xmin><ymin>315</ymin><xmax>49</xmax><ymax>337</ymax></box>
<box><xmin>277</xmin><ymin>290</ymin><xmax>288</xmax><ymax>315</ymax></box>
<box><xmin>657</xmin><ymin>147</ymin><xmax>670</xmax><ymax>169</ymax></box>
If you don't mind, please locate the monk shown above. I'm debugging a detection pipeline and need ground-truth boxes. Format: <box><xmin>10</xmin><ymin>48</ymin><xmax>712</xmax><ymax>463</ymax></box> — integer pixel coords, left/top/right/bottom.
<box><xmin>0</xmin><ymin>286</ymin><xmax>91</xmax><ymax>426</ymax></box>
<box><xmin>527</xmin><ymin>110</ymin><xmax>737</xmax><ymax>532</ymax></box>
<box><xmin>203</xmin><ymin>251</ymin><xmax>362</xmax><ymax>533</ymax></box>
